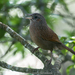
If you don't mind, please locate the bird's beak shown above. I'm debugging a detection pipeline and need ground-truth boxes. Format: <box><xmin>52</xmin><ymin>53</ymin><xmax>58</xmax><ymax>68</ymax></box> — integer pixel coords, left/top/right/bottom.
<box><xmin>26</xmin><ymin>14</ymin><xmax>32</xmax><ymax>20</ymax></box>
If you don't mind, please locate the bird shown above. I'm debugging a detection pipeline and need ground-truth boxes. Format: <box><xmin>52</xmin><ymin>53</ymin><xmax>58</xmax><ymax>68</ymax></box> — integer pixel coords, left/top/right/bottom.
<box><xmin>26</xmin><ymin>13</ymin><xmax>75</xmax><ymax>64</ymax></box>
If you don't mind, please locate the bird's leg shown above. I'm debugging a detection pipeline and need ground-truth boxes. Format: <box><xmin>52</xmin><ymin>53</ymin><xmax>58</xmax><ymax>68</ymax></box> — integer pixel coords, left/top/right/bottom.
<box><xmin>49</xmin><ymin>51</ymin><xmax>52</xmax><ymax>64</ymax></box>
<box><xmin>32</xmin><ymin>47</ymin><xmax>39</xmax><ymax>53</ymax></box>
<box><xmin>47</xmin><ymin>51</ymin><xmax>52</xmax><ymax>64</ymax></box>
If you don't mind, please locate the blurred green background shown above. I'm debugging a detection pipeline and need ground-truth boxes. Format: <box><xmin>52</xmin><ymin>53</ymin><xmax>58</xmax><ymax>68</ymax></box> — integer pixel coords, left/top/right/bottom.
<box><xmin>0</xmin><ymin>0</ymin><xmax>75</xmax><ymax>75</ymax></box>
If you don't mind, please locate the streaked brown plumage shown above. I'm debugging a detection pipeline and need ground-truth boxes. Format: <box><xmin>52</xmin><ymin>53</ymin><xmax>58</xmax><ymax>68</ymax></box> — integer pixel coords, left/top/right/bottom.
<box><xmin>27</xmin><ymin>13</ymin><xmax>75</xmax><ymax>63</ymax></box>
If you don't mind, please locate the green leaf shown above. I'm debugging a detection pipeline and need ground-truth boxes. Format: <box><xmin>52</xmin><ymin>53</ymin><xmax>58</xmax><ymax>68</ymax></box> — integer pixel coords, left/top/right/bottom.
<box><xmin>0</xmin><ymin>28</ymin><xmax>6</xmax><ymax>39</ymax></box>
<box><xmin>71</xmin><ymin>55</ymin><xmax>75</xmax><ymax>62</ymax></box>
<box><xmin>66</xmin><ymin>65</ymin><xmax>74</xmax><ymax>75</ymax></box>
<box><xmin>70</xmin><ymin>36</ymin><xmax>75</xmax><ymax>40</ymax></box>
<box><xmin>61</xmin><ymin>49</ymin><xmax>68</xmax><ymax>55</ymax></box>
<box><xmin>39</xmin><ymin>48</ymin><xmax>42</xmax><ymax>52</ymax></box>
<box><xmin>59</xmin><ymin>36</ymin><xmax>67</xmax><ymax>43</ymax></box>
<box><xmin>12</xmin><ymin>42</ymin><xmax>25</xmax><ymax>57</ymax></box>
<box><xmin>73</xmin><ymin>46</ymin><xmax>75</xmax><ymax>51</ymax></box>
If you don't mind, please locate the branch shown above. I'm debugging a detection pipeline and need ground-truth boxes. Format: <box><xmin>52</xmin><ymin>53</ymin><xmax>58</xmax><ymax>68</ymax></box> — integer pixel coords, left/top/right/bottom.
<box><xmin>0</xmin><ymin>56</ymin><xmax>62</xmax><ymax>75</ymax></box>
<box><xmin>0</xmin><ymin>61</ymin><xmax>43</xmax><ymax>74</ymax></box>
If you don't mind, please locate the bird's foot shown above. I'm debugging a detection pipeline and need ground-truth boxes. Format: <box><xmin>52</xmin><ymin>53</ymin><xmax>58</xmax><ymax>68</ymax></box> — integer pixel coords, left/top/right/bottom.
<box><xmin>47</xmin><ymin>58</ymin><xmax>52</xmax><ymax>65</ymax></box>
<box><xmin>32</xmin><ymin>47</ymin><xmax>39</xmax><ymax>53</ymax></box>
<box><xmin>44</xmin><ymin>59</ymin><xmax>52</xmax><ymax>68</ymax></box>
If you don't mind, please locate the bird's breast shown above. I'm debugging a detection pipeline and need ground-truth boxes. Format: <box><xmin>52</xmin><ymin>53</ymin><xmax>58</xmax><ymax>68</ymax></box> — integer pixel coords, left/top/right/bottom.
<box><xmin>29</xmin><ymin>23</ymin><xmax>54</xmax><ymax>50</ymax></box>
<box><xmin>29</xmin><ymin>23</ymin><xmax>41</xmax><ymax>42</ymax></box>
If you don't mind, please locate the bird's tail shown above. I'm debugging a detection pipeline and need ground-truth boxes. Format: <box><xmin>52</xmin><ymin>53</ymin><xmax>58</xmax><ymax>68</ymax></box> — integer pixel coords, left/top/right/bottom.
<box><xmin>61</xmin><ymin>43</ymin><xmax>75</xmax><ymax>54</ymax></box>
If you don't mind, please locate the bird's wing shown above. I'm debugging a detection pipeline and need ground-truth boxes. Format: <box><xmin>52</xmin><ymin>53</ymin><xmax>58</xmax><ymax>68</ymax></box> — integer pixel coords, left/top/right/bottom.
<box><xmin>40</xmin><ymin>27</ymin><xmax>61</xmax><ymax>43</ymax></box>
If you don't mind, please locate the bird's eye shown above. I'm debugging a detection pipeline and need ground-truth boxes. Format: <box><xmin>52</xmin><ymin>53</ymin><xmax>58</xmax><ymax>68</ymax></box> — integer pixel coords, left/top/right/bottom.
<box><xmin>34</xmin><ymin>16</ymin><xmax>38</xmax><ymax>19</ymax></box>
